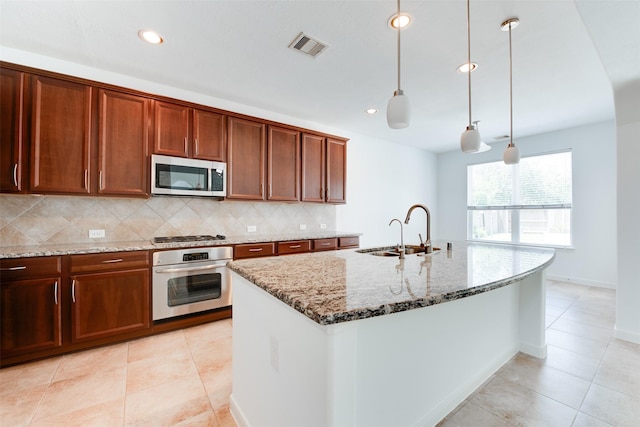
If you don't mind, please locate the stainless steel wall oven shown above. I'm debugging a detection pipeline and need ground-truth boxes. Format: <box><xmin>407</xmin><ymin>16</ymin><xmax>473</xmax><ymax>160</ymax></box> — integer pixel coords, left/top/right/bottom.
<box><xmin>152</xmin><ymin>246</ymin><xmax>232</xmax><ymax>321</ymax></box>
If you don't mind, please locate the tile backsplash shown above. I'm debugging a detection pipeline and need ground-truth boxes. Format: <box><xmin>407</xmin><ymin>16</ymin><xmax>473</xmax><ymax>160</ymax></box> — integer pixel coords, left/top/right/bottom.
<box><xmin>0</xmin><ymin>195</ymin><xmax>336</xmax><ymax>247</ymax></box>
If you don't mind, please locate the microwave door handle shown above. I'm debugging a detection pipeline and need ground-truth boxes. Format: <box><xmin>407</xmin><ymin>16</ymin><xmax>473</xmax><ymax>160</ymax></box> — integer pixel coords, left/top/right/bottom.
<box><xmin>155</xmin><ymin>264</ymin><xmax>227</xmax><ymax>274</ymax></box>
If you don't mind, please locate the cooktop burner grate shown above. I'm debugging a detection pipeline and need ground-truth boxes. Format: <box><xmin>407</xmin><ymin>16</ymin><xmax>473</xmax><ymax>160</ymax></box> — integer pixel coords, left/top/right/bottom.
<box><xmin>153</xmin><ymin>234</ymin><xmax>226</xmax><ymax>244</ymax></box>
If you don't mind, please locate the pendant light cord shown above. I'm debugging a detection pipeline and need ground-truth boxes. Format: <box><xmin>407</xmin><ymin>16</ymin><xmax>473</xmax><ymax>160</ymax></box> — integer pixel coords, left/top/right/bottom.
<box><xmin>509</xmin><ymin>22</ymin><xmax>513</xmax><ymax>146</ymax></box>
<box><xmin>397</xmin><ymin>0</ymin><xmax>401</xmax><ymax>92</ymax></box>
<box><xmin>467</xmin><ymin>0</ymin><xmax>472</xmax><ymax>128</ymax></box>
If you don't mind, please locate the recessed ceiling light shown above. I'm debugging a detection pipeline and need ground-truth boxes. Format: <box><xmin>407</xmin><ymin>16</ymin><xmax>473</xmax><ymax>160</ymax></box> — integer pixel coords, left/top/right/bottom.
<box><xmin>388</xmin><ymin>13</ymin><xmax>412</xmax><ymax>29</ymax></box>
<box><xmin>365</xmin><ymin>108</ymin><xmax>378</xmax><ymax>115</ymax></box>
<box><xmin>457</xmin><ymin>62</ymin><xmax>478</xmax><ymax>73</ymax></box>
<box><xmin>138</xmin><ymin>30</ymin><xmax>164</xmax><ymax>45</ymax></box>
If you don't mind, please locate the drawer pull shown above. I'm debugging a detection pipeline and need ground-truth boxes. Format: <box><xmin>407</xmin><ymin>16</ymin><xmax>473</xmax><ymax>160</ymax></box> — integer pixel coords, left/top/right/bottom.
<box><xmin>13</xmin><ymin>164</ymin><xmax>18</xmax><ymax>187</ymax></box>
<box><xmin>54</xmin><ymin>281</ymin><xmax>58</xmax><ymax>305</ymax></box>
<box><xmin>101</xmin><ymin>258</ymin><xmax>124</xmax><ymax>264</ymax></box>
<box><xmin>71</xmin><ymin>279</ymin><xmax>76</xmax><ymax>303</ymax></box>
<box><xmin>289</xmin><ymin>245</ymin><xmax>301</xmax><ymax>249</ymax></box>
<box><xmin>249</xmin><ymin>248</ymin><xmax>263</xmax><ymax>252</ymax></box>
<box><xmin>84</xmin><ymin>169</ymin><xmax>88</xmax><ymax>190</ymax></box>
<box><xmin>0</xmin><ymin>266</ymin><xmax>27</xmax><ymax>271</ymax></box>
<box><xmin>321</xmin><ymin>242</ymin><xmax>331</xmax><ymax>246</ymax></box>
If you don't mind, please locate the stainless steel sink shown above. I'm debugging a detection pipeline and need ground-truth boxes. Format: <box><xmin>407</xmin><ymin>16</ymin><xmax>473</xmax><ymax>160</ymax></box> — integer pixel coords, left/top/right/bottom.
<box><xmin>356</xmin><ymin>245</ymin><xmax>440</xmax><ymax>257</ymax></box>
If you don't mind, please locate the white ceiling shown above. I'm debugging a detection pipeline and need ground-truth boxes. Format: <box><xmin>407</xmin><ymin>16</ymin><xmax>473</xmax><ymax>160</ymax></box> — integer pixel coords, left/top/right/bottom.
<box><xmin>1</xmin><ymin>0</ymin><xmax>637</xmax><ymax>153</ymax></box>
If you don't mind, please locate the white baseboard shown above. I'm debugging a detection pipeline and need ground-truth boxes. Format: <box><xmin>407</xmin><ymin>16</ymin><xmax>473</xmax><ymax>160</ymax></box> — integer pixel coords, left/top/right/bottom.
<box><xmin>229</xmin><ymin>394</ymin><xmax>248</xmax><ymax>427</ymax></box>
<box><xmin>614</xmin><ymin>326</ymin><xmax>640</xmax><ymax>344</ymax></box>
<box><xmin>546</xmin><ymin>275</ymin><xmax>616</xmax><ymax>289</ymax></box>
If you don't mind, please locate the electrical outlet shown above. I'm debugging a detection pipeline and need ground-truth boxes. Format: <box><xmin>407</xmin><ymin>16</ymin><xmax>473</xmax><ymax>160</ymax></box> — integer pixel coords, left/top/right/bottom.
<box><xmin>320</xmin><ymin>223</ymin><xmax>327</xmax><ymax>229</ymax></box>
<box><xmin>299</xmin><ymin>224</ymin><xmax>307</xmax><ymax>230</ymax></box>
<box><xmin>88</xmin><ymin>229</ymin><xmax>105</xmax><ymax>238</ymax></box>
<box><xmin>247</xmin><ymin>225</ymin><xmax>257</xmax><ymax>233</ymax></box>
<box><xmin>270</xmin><ymin>336</ymin><xmax>279</xmax><ymax>372</ymax></box>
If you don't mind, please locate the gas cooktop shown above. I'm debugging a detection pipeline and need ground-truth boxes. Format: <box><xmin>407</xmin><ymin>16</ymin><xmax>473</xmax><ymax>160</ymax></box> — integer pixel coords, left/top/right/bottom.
<box><xmin>153</xmin><ymin>234</ymin><xmax>226</xmax><ymax>244</ymax></box>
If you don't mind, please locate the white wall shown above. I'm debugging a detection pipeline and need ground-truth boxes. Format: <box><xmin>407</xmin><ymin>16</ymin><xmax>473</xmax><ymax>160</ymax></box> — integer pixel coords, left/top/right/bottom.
<box><xmin>336</xmin><ymin>135</ymin><xmax>437</xmax><ymax>248</ymax></box>
<box><xmin>437</xmin><ymin>121</ymin><xmax>617</xmax><ymax>288</ymax></box>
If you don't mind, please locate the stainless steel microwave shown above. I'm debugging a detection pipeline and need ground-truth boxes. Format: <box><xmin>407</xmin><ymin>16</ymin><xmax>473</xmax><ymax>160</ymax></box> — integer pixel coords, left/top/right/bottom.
<box><xmin>151</xmin><ymin>154</ymin><xmax>226</xmax><ymax>197</ymax></box>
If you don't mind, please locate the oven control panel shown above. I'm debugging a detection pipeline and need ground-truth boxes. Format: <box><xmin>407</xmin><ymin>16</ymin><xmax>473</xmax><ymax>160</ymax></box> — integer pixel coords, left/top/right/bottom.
<box><xmin>183</xmin><ymin>252</ymin><xmax>209</xmax><ymax>262</ymax></box>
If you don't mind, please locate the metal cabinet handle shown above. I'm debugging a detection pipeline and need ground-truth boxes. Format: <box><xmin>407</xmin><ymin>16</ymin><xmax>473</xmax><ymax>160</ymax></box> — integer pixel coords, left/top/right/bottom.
<box><xmin>249</xmin><ymin>248</ymin><xmax>263</xmax><ymax>252</ymax></box>
<box><xmin>71</xmin><ymin>279</ymin><xmax>76</xmax><ymax>303</ymax></box>
<box><xmin>84</xmin><ymin>169</ymin><xmax>88</xmax><ymax>190</ymax></box>
<box><xmin>101</xmin><ymin>258</ymin><xmax>123</xmax><ymax>264</ymax></box>
<box><xmin>13</xmin><ymin>164</ymin><xmax>18</xmax><ymax>187</ymax></box>
<box><xmin>54</xmin><ymin>281</ymin><xmax>58</xmax><ymax>305</ymax></box>
<box><xmin>0</xmin><ymin>266</ymin><xmax>26</xmax><ymax>271</ymax></box>
<box><xmin>194</xmin><ymin>138</ymin><xmax>199</xmax><ymax>153</ymax></box>
<box><xmin>289</xmin><ymin>245</ymin><xmax>301</xmax><ymax>249</ymax></box>
<box><xmin>184</xmin><ymin>137</ymin><xmax>188</xmax><ymax>153</ymax></box>
<box><xmin>321</xmin><ymin>242</ymin><xmax>331</xmax><ymax>246</ymax></box>
<box><xmin>99</xmin><ymin>170</ymin><xmax>103</xmax><ymax>190</ymax></box>
<box><xmin>320</xmin><ymin>187</ymin><xmax>323</xmax><ymax>199</ymax></box>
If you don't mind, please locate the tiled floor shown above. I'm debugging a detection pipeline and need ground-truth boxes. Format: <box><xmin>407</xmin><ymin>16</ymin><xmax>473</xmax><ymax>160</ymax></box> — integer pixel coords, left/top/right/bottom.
<box><xmin>1</xmin><ymin>281</ymin><xmax>639</xmax><ymax>426</ymax></box>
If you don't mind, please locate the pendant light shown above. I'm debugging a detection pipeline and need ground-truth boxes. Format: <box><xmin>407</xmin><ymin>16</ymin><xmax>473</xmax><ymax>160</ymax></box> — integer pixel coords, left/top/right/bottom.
<box><xmin>501</xmin><ymin>17</ymin><xmax>520</xmax><ymax>164</ymax></box>
<box><xmin>460</xmin><ymin>0</ymin><xmax>481</xmax><ymax>153</ymax></box>
<box><xmin>472</xmin><ymin>121</ymin><xmax>492</xmax><ymax>152</ymax></box>
<box><xmin>387</xmin><ymin>0</ymin><xmax>410</xmax><ymax>129</ymax></box>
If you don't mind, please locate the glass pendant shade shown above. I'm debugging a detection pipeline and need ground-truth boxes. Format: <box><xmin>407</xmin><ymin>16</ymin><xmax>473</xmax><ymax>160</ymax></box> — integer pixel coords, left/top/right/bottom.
<box><xmin>503</xmin><ymin>143</ymin><xmax>520</xmax><ymax>164</ymax></box>
<box><xmin>387</xmin><ymin>90</ymin><xmax>411</xmax><ymax>129</ymax></box>
<box><xmin>460</xmin><ymin>126</ymin><xmax>481</xmax><ymax>152</ymax></box>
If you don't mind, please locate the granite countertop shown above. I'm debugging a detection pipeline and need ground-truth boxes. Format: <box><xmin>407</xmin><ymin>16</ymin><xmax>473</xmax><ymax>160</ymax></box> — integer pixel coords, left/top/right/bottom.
<box><xmin>227</xmin><ymin>241</ymin><xmax>555</xmax><ymax>325</ymax></box>
<box><xmin>0</xmin><ymin>231</ymin><xmax>361</xmax><ymax>259</ymax></box>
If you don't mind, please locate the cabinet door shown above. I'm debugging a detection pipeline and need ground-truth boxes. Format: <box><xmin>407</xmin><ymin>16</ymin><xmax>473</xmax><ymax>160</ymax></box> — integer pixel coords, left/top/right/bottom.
<box><xmin>0</xmin><ymin>68</ymin><xmax>25</xmax><ymax>193</ymax></box>
<box><xmin>268</xmin><ymin>126</ymin><xmax>300</xmax><ymax>201</ymax></box>
<box><xmin>326</xmin><ymin>138</ymin><xmax>347</xmax><ymax>204</ymax></box>
<box><xmin>227</xmin><ymin>117</ymin><xmax>266</xmax><ymax>200</ymax></box>
<box><xmin>29</xmin><ymin>76</ymin><xmax>92</xmax><ymax>194</ymax></box>
<box><xmin>154</xmin><ymin>101</ymin><xmax>190</xmax><ymax>157</ymax></box>
<box><xmin>70</xmin><ymin>268</ymin><xmax>150</xmax><ymax>343</ymax></box>
<box><xmin>1</xmin><ymin>277</ymin><xmax>62</xmax><ymax>356</ymax></box>
<box><xmin>301</xmin><ymin>133</ymin><xmax>326</xmax><ymax>202</ymax></box>
<box><xmin>98</xmin><ymin>90</ymin><xmax>149</xmax><ymax>196</ymax></box>
<box><xmin>193</xmin><ymin>109</ymin><xmax>226</xmax><ymax>161</ymax></box>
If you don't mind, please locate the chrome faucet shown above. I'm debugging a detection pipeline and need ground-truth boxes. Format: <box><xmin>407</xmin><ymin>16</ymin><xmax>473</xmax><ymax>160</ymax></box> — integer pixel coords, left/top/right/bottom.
<box><xmin>404</xmin><ymin>204</ymin><xmax>432</xmax><ymax>254</ymax></box>
<box><xmin>388</xmin><ymin>218</ymin><xmax>405</xmax><ymax>259</ymax></box>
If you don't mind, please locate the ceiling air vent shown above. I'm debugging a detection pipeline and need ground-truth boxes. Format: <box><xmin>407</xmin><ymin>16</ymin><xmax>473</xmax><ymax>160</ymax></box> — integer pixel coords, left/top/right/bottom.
<box><xmin>288</xmin><ymin>32</ymin><xmax>328</xmax><ymax>58</ymax></box>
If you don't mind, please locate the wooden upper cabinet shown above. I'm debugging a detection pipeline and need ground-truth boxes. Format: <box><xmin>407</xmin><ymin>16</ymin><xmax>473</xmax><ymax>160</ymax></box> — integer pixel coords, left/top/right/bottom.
<box><xmin>154</xmin><ymin>101</ymin><xmax>190</xmax><ymax>157</ymax></box>
<box><xmin>301</xmin><ymin>133</ymin><xmax>326</xmax><ymax>202</ymax></box>
<box><xmin>0</xmin><ymin>68</ymin><xmax>25</xmax><ymax>193</ymax></box>
<box><xmin>29</xmin><ymin>76</ymin><xmax>92</xmax><ymax>194</ymax></box>
<box><xmin>326</xmin><ymin>138</ymin><xmax>347</xmax><ymax>204</ymax></box>
<box><xmin>268</xmin><ymin>126</ymin><xmax>300</xmax><ymax>201</ymax></box>
<box><xmin>227</xmin><ymin>117</ymin><xmax>266</xmax><ymax>200</ymax></box>
<box><xmin>98</xmin><ymin>90</ymin><xmax>149</xmax><ymax>196</ymax></box>
<box><xmin>193</xmin><ymin>109</ymin><xmax>226</xmax><ymax>161</ymax></box>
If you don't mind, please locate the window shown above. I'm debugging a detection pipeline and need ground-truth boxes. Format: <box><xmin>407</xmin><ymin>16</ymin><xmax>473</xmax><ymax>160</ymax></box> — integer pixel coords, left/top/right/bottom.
<box><xmin>467</xmin><ymin>151</ymin><xmax>572</xmax><ymax>247</ymax></box>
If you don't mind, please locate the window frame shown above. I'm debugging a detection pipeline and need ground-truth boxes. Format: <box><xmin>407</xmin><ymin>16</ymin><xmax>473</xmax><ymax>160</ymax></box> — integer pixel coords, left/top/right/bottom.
<box><xmin>466</xmin><ymin>149</ymin><xmax>573</xmax><ymax>249</ymax></box>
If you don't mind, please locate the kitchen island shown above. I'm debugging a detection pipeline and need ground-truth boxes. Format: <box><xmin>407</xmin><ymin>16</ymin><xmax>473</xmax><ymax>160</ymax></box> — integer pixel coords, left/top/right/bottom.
<box><xmin>227</xmin><ymin>242</ymin><xmax>555</xmax><ymax>427</ymax></box>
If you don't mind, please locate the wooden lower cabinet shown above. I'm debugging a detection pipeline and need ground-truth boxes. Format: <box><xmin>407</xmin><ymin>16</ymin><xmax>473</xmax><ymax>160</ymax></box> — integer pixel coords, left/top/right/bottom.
<box><xmin>70</xmin><ymin>268</ymin><xmax>150</xmax><ymax>343</ymax></box>
<box><xmin>1</xmin><ymin>277</ymin><xmax>62</xmax><ymax>356</ymax></box>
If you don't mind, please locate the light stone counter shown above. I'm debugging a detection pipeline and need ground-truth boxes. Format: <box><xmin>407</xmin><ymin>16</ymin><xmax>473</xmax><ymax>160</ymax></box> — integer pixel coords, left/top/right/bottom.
<box><xmin>227</xmin><ymin>241</ymin><xmax>555</xmax><ymax>325</ymax></box>
<box><xmin>0</xmin><ymin>231</ymin><xmax>360</xmax><ymax>259</ymax></box>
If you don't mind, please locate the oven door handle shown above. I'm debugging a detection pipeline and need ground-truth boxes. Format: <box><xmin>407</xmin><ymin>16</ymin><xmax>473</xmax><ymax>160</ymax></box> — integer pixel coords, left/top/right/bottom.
<box><xmin>155</xmin><ymin>264</ymin><xmax>227</xmax><ymax>274</ymax></box>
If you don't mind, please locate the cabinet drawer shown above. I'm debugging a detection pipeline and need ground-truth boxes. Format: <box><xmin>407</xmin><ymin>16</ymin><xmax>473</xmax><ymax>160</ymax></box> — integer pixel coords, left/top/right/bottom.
<box><xmin>234</xmin><ymin>243</ymin><xmax>275</xmax><ymax>259</ymax></box>
<box><xmin>313</xmin><ymin>238</ymin><xmax>338</xmax><ymax>251</ymax></box>
<box><xmin>0</xmin><ymin>256</ymin><xmax>61</xmax><ymax>281</ymax></box>
<box><xmin>339</xmin><ymin>236</ymin><xmax>360</xmax><ymax>248</ymax></box>
<box><xmin>70</xmin><ymin>251</ymin><xmax>149</xmax><ymax>273</ymax></box>
<box><xmin>277</xmin><ymin>240</ymin><xmax>311</xmax><ymax>255</ymax></box>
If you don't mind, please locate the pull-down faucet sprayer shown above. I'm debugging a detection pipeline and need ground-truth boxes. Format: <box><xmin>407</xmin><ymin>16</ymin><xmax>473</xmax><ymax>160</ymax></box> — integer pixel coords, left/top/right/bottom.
<box><xmin>404</xmin><ymin>204</ymin><xmax>432</xmax><ymax>254</ymax></box>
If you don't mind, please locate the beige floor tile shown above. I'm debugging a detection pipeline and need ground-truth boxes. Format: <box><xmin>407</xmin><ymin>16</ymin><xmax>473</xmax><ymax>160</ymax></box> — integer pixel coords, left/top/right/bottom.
<box><xmin>436</xmin><ymin>401</ymin><xmax>511</xmax><ymax>426</ymax></box>
<box><xmin>0</xmin><ymin>382</ymin><xmax>48</xmax><ymax>427</ymax></box>
<box><xmin>580</xmin><ymin>383</ymin><xmax>640</xmax><ymax>427</ymax></box>
<box><xmin>127</xmin><ymin>330</ymin><xmax>188</xmax><ymax>363</ymax></box>
<box><xmin>53</xmin><ymin>342</ymin><xmax>128</xmax><ymax>382</ymax></box>
<box><xmin>548</xmin><ymin>317</ymin><xmax>613</xmax><ymax>344</ymax></box>
<box><xmin>593</xmin><ymin>362</ymin><xmax>640</xmax><ymax>398</ymax></box>
<box><xmin>201</xmin><ymin>365</ymin><xmax>233</xmax><ymax>410</ymax></box>
<box><xmin>214</xmin><ymin>405</ymin><xmax>239</xmax><ymax>427</ymax></box>
<box><xmin>497</xmin><ymin>353</ymin><xmax>591</xmax><ymax>409</ymax></box>
<box><xmin>30</xmin><ymin>397</ymin><xmax>125</xmax><ymax>427</ymax></box>
<box><xmin>601</xmin><ymin>338</ymin><xmax>640</xmax><ymax>373</ymax></box>
<box><xmin>31</xmin><ymin>368</ymin><xmax>126</xmax><ymax>421</ymax></box>
<box><xmin>126</xmin><ymin>349</ymin><xmax>199</xmax><ymax>395</ymax></box>
<box><xmin>546</xmin><ymin>329</ymin><xmax>609</xmax><ymax>360</ymax></box>
<box><xmin>546</xmin><ymin>295</ymin><xmax>575</xmax><ymax>310</ymax></box>
<box><xmin>124</xmin><ymin>373</ymin><xmax>216</xmax><ymax>426</ymax></box>
<box><xmin>560</xmin><ymin>306</ymin><xmax>615</xmax><ymax>329</ymax></box>
<box><xmin>0</xmin><ymin>356</ymin><xmax>61</xmax><ymax>395</ymax></box>
<box><xmin>571</xmin><ymin>411</ymin><xmax>614</xmax><ymax>427</ymax></box>
<box><xmin>190</xmin><ymin>335</ymin><xmax>232</xmax><ymax>374</ymax></box>
<box><xmin>544</xmin><ymin>345</ymin><xmax>601</xmax><ymax>381</ymax></box>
